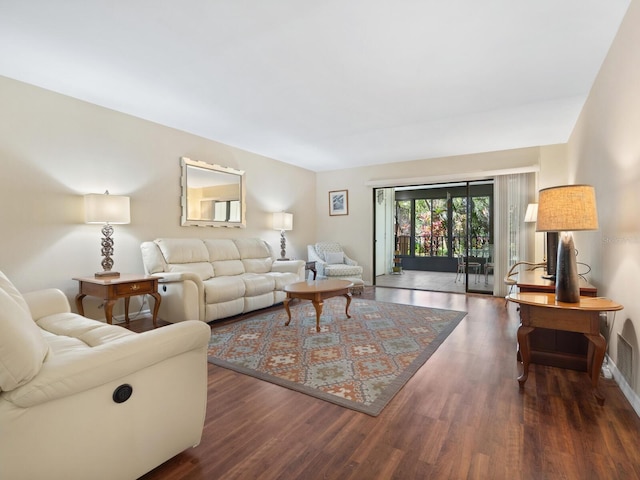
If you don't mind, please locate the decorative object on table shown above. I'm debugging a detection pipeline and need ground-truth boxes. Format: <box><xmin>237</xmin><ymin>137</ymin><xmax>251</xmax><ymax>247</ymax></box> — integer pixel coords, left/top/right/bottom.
<box><xmin>272</xmin><ymin>211</ymin><xmax>293</xmax><ymax>260</ymax></box>
<box><xmin>208</xmin><ymin>297</ymin><xmax>466</xmax><ymax>416</ymax></box>
<box><xmin>84</xmin><ymin>190</ymin><xmax>130</xmax><ymax>277</ymax></box>
<box><xmin>536</xmin><ymin>185</ymin><xmax>598</xmax><ymax>303</ymax></box>
<box><xmin>524</xmin><ymin>202</ymin><xmax>558</xmax><ymax>277</ymax></box>
<box><xmin>329</xmin><ymin>189</ymin><xmax>348</xmax><ymax>216</ymax></box>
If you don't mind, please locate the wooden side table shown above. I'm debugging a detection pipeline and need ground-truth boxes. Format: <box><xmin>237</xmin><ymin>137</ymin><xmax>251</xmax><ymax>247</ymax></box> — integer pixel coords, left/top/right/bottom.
<box><xmin>73</xmin><ymin>274</ymin><xmax>161</xmax><ymax>328</ymax></box>
<box><xmin>516</xmin><ymin>270</ymin><xmax>597</xmax><ymax>371</ymax></box>
<box><xmin>507</xmin><ymin>292</ymin><xmax>623</xmax><ymax>405</ymax></box>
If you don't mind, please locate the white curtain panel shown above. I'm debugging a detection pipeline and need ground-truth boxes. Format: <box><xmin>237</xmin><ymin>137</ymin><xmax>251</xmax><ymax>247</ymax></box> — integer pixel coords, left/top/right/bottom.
<box><xmin>493</xmin><ymin>173</ymin><xmax>534</xmax><ymax>297</ymax></box>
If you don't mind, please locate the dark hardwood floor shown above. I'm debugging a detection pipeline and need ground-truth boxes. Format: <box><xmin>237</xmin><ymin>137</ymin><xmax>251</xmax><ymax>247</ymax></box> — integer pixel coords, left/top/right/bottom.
<box><xmin>132</xmin><ymin>287</ymin><xmax>640</xmax><ymax>479</ymax></box>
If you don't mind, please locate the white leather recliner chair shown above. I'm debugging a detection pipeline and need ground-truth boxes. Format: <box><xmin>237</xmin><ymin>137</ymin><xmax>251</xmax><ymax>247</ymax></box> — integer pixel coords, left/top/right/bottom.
<box><xmin>0</xmin><ymin>271</ymin><xmax>211</xmax><ymax>480</ymax></box>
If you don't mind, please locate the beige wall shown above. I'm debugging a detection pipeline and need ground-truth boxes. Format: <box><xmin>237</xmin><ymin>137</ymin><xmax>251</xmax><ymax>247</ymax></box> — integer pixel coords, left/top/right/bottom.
<box><xmin>315</xmin><ymin>147</ymin><xmax>561</xmax><ymax>283</ymax></box>
<box><xmin>567</xmin><ymin>0</ymin><xmax>640</xmax><ymax>400</ymax></box>
<box><xmin>0</xmin><ymin>76</ymin><xmax>316</xmax><ymax>318</ymax></box>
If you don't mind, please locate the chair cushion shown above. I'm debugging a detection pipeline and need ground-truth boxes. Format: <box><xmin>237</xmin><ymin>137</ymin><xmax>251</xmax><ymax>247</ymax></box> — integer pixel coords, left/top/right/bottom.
<box><xmin>0</xmin><ymin>288</ymin><xmax>49</xmax><ymax>392</ymax></box>
<box><xmin>324</xmin><ymin>252</ymin><xmax>344</xmax><ymax>264</ymax></box>
<box><xmin>324</xmin><ymin>264</ymin><xmax>363</xmax><ymax>277</ymax></box>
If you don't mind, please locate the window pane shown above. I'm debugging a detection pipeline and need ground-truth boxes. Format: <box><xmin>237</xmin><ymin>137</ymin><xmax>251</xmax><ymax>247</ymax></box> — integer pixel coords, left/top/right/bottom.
<box><xmin>414</xmin><ymin>199</ymin><xmax>431</xmax><ymax>256</ymax></box>
<box><xmin>395</xmin><ymin>200</ymin><xmax>412</xmax><ymax>255</ymax></box>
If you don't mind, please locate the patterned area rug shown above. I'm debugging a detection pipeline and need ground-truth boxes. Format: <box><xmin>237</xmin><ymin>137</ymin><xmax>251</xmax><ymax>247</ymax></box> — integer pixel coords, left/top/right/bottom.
<box><xmin>207</xmin><ymin>298</ymin><xmax>466</xmax><ymax>416</ymax></box>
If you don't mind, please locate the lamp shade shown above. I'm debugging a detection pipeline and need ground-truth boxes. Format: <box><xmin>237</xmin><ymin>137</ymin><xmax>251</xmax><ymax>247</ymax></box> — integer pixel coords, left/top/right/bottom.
<box><xmin>524</xmin><ymin>203</ymin><xmax>538</xmax><ymax>223</ymax></box>
<box><xmin>84</xmin><ymin>192</ymin><xmax>130</xmax><ymax>224</ymax></box>
<box><xmin>536</xmin><ymin>185</ymin><xmax>598</xmax><ymax>232</ymax></box>
<box><xmin>272</xmin><ymin>212</ymin><xmax>293</xmax><ymax>231</ymax></box>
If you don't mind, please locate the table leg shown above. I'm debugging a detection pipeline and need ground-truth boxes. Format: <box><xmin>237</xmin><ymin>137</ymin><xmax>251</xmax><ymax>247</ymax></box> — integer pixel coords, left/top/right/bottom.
<box><xmin>517</xmin><ymin>325</ymin><xmax>534</xmax><ymax>388</ymax></box>
<box><xmin>343</xmin><ymin>293</ymin><xmax>352</xmax><ymax>318</ymax></box>
<box><xmin>124</xmin><ymin>297</ymin><xmax>131</xmax><ymax>325</ymax></box>
<box><xmin>104</xmin><ymin>299</ymin><xmax>116</xmax><ymax>325</ymax></box>
<box><xmin>149</xmin><ymin>292</ymin><xmax>161</xmax><ymax>328</ymax></box>
<box><xmin>584</xmin><ymin>333</ymin><xmax>607</xmax><ymax>405</ymax></box>
<box><xmin>75</xmin><ymin>294</ymin><xmax>86</xmax><ymax>316</ymax></box>
<box><xmin>283</xmin><ymin>297</ymin><xmax>292</xmax><ymax>326</ymax></box>
<box><xmin>312</xmin><ymin>300</ymin><xmax>324</xmax><ymax>332</ymax></box>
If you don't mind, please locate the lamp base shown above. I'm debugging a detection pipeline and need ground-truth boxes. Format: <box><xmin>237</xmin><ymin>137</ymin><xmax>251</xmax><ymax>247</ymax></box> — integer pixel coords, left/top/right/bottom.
<box><xmin>555</xmin><ymin>232</ymin><xmax>580</xmax><ymax>303</ymax></box>
<box><xmin>95</xmin><ymin>271</ymin><xmax>121</xmax><ymax>278</ymax></box>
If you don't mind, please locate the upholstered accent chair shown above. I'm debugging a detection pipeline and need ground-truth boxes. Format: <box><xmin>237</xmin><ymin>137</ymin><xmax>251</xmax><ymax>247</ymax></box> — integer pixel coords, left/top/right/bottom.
<box><xmin>307</xmin><ymin>242</ymin><xmax>363</xmax><ymax>281</ymax></box>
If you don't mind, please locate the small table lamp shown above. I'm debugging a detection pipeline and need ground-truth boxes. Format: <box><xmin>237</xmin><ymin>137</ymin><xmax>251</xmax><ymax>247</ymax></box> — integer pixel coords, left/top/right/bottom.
<box><xmin>272</xmin><ymin>212</ymin><xmax>293</xmax><ymax>261</ymax></box>
<box><xmin>85</xmin><ymin>191</ymin><xmax>131</xmax><ymax>277</ymax></box>
<box><xmin>536</xmin><ymin>185</ymin><xmax>598</xmax><ymax>303</ymax></box>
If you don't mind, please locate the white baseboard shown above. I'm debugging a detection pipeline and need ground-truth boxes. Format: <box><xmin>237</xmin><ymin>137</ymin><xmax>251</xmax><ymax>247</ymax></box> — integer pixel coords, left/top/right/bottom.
<box><xmin>607</xmin><ymin>355</ymin><xmax>640</xmax><ymax>417</ymax></box>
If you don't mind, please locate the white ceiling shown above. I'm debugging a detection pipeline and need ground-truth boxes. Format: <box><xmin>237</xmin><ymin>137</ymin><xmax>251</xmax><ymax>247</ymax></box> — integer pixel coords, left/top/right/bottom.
<box><xmin>0</xmin><ymin>1</ymin><xmax>631</xmax><ymax>171</ymax></box>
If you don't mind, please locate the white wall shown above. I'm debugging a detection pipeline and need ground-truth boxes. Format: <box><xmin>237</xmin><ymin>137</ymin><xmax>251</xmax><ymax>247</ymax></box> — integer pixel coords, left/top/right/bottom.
<box><xmin>0</xmin><ymin>76</ymin><xmax>316</xmax><ymax>318</ymax></box>
<box><xmin>567</xmin><ymin>0</ymin><xmax>640</xmax><ymax>400</ymax></box>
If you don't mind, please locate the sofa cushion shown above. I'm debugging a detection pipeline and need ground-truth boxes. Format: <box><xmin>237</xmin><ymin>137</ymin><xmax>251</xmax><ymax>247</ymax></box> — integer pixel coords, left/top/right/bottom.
<box><xmin>204</xmin><ymin>239</ymin><xmax>241</xmax><ymax>261</ymax></box>
<box><xmin>241</xmin><ymin>273</ymin><xmax>275</xmax><ymax>296</ymax></box>
<box><xmin>156</xmin><ymin>238</ymin><xmax>210</xmax><ymax>264</ymax></box>
<box><xmin>140</xmin><ymin>241</ymin><xmax>167</xmax><ymax>274</ymax></box>
<box><xmin>234</xmin><ymin>238</ymin><xmax>272</xmax><ymax>259</ymax></box>
<box><xmin>243</xmin><ymin>257</ymin><xmax>273</xmax><ymax>274</ymax></box>
<box><xmin>203</xmin><ymin>276</ymin><xmax>246</xmax><ymax>304</ymax></box>
<box><xmin>167</xmin><ymin>262</ymin><xmax>214</xmax><ymax>280</ymax></box>
<box><xmin>212</xmin><ymin>259</ymin><xmax>245</xmax><ymax>277</ymax></box>
<box><xmin>0</xmin><ymin>289</ymin><xmax>49</xmax><ymax>392</ymax></box>
<box><xmin>264</xmin><ymin>271</ymin><xmax>300</xmax><ymax>290</ymax></box>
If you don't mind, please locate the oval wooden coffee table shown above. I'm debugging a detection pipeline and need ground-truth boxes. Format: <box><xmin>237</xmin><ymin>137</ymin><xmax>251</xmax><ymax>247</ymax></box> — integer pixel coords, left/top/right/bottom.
<box><xmin>283</xmin><ymin>279</ymin><xmax>353</xmax><ymax>332</ymax></box>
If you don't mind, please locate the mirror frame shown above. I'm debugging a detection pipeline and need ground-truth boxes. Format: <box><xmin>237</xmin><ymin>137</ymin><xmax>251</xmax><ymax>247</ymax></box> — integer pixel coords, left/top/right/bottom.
<box><xmin>180</xmin><ymin>156</ymin><xmax>246</xmax><ymax>228</ymax></box>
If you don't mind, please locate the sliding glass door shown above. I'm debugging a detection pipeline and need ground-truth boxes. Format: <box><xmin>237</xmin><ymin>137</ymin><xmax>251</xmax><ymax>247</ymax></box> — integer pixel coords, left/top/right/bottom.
<box><xmin>375</xmin><ymin>180</ymin><xmax>494</xmax><ymax>294</ymax></box>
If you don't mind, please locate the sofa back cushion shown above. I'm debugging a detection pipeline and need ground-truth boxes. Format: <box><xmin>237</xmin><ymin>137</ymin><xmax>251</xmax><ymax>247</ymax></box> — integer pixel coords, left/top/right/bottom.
<box><xmin>234</xmin><ymin>238</ymin><xmax>274</xmax><ymax>273</ymax></box>
<box><xmin>156</xmin><ymin>238</ymin><xmax>210</xmax><ymax>264</ymax></box>
<box><xmin>204</xmin><ymin>239</ymin><xmax>245</xmax><ymax>276</ymax></box>
<box><xmin>154</xmin><ymin>238</ymin><xmax>214</xmax><ymax>280</ymax></box>
<box><xmin>140</xmin><ymin>241</ymin><xmax>168</xmax><ymax>275</ymax></box>
<box><xmin>0</xmin><ymin>288</ymin><xmax>49</xmax><ymax>392</ymax></box>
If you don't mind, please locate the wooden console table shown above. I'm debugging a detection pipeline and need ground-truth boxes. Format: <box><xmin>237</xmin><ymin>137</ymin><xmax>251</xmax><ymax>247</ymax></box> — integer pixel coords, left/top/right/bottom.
<box><xmin>516</xmin><ymin>270</ymin><xmax>597</xmax><ymax>371</ymax></box>
<box><xmin>74</xmin><ymin>274</ymin><xmax>161</xmax><ymax>328</ymax></box>
<box><xmin>507</xmin><ymin>292</ymin><xmax>622</xmax><ymax>405</ymax></box>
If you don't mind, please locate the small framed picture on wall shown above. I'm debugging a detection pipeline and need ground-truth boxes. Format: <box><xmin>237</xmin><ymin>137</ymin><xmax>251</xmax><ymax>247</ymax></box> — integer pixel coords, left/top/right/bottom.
<box><xmin>329</xmin><ymin>190</ymin><xmax>348</xmax><ymax>216</ymax></box>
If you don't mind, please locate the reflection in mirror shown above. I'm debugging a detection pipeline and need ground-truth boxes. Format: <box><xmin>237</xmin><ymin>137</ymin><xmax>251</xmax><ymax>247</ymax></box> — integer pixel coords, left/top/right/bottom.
<box><xmin>181</xmin><ymin>157</ymin><xmax>246</xmax><ymax>227</ymax></box>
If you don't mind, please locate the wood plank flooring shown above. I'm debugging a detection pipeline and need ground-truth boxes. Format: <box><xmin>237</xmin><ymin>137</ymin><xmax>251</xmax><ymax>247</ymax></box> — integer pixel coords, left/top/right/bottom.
<box><xmin>134</xmin><ymin>288</ymin><xmax>640</xmax><ymax>480</ymax></box>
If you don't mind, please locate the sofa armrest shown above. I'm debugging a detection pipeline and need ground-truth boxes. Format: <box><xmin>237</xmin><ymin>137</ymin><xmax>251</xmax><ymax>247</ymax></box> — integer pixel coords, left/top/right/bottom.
<box><xmin>23</xmin><ymin>289</ymin><xmax>71</xmax><ymax>320</ymax></box>
<box><xmin>4</xmin><ymin>320</ymin><xmax>211</xmax><ymax>408</ymax></box>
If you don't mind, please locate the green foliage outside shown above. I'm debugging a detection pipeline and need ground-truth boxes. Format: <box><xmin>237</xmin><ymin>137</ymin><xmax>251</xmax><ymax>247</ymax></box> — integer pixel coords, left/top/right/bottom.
<box><xmin>395</xmin><ymin>195</ymin><xmax>491</xmax><ymax>258</ymax></box>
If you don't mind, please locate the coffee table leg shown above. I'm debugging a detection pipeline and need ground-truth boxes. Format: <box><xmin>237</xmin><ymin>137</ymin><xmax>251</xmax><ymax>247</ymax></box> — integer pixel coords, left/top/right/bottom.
<box><xmin>283</xmin><ymin>297</ymin><xmax>292</xmax><ymax>326</ymax></box>
<box><xmin>312</xmin><ymin>300</ymin><xmax>323</xmax><ymax>332</ymax></box>
<box><xmin>343</xmin><ymin>293</ymin><xmax>352</xmax><ymax>318</ymax></box>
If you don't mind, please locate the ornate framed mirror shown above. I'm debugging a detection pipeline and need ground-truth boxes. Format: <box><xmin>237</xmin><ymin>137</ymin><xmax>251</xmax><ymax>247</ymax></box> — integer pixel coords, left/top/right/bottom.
<box><xmin>180</xmin><ymin>156</ymin><xmax>246</xmax><ymax>227</ymax></box>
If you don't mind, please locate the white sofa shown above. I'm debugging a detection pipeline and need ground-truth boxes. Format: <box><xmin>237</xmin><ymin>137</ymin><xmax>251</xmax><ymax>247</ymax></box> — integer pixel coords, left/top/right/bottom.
<box><xmin>141</xmin><ymin>238</ymin><xmax>305</xmax><ymax>323</ymax></box>
<box><xmin>0</xmin><ymin>271</ymin><xmax>211</xmax><ymax>480</ymax></box>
